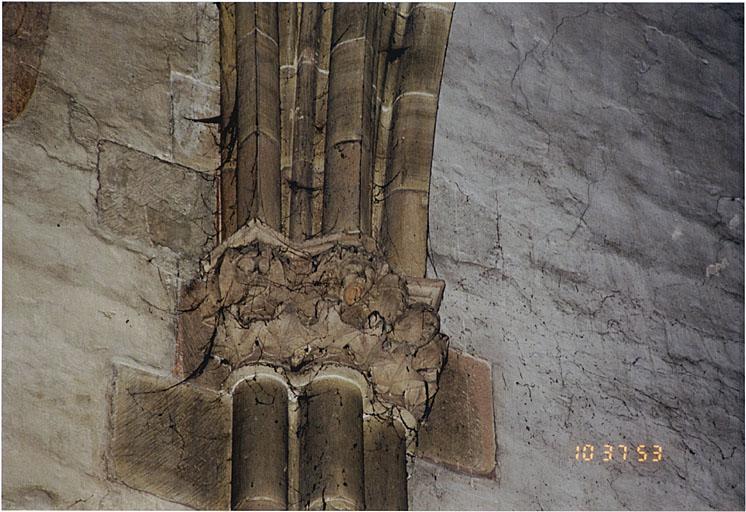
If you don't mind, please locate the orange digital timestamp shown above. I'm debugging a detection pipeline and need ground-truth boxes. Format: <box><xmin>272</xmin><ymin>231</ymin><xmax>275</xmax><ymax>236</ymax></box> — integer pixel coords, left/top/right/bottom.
<box><xmin>575</xmin><ymin>444</ymin><xmax>663</xmax><ymax>462</ymax></box>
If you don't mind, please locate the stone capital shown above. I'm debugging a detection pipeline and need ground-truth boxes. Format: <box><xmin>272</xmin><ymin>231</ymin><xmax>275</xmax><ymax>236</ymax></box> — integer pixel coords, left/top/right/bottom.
<box><xmin>176</xmin><ymin>220</ymin><xmax>448</xmax><ymax>422</ymax></box>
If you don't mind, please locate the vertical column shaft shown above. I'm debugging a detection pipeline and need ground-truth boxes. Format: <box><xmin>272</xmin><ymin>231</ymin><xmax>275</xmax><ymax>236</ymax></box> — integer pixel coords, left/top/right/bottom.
<box><xmin>218</xmin><ymin>3</ymin><xmax>238</xmax><ymax>241</ymax></box>
<box><xmin>381</xmin><ymin>4</ymin><xmax>453</xmax><ymax>277</ymax></box>
<box><xmin>235</xmin><ymin>4</ymin><xmax>282</xmax><ymax>230</ymax></box>
<box><xmin>232</xmin><ymin>377</ymin><xmax>289</xmax><ymax>510</ymax></box>
<box><xmin>309</xmin><ymin>4</ymin><xmax>334</xmax><ymax>239</ymax></box>
<box><xmin>364</xmin><ymin>417</ymin><xmax>408</xmax><ymax>510</ymax></box>
<box><xmin>322</xmin><ymin>4</ymin><xmax>378</xmax><ymax>235</ymax></box>
<box><xmin>371</xmin><ymin>3</ymin><xmax>411</xmax><ymax>241</ymax></box>
<box><xmin>289</xmin><ymin>3</ymin><xmax>322</xmax><ymax>241</ymax></box>
<box><xmin>278</xmin><ymin>3</ymin><xmax>299</xmax><ymax>238</ymax></box>
<box><xmin>301</xmin><ymin>378</ymin><xmax>364</xmax><ymax>510</ymax></box>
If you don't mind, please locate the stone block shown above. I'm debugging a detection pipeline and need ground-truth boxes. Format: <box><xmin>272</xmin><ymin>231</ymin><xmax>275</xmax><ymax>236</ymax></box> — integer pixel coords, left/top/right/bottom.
<box><xmin>110</xmin><ymin>364</ymin><xmax>232</xmax><ymax>509</ymax></box>
<box><xmin>96</xmin><ymin>141</ymin><xmax>215</xmax><ymax>257</ymax></box>
<box><xmin>171</xmin><ymin>71</ymin><xmax>220</xmax><ymax>173</ymax></box>
<box><xmin>416</xmin><ymin>349</ymin><xmax>496</xmax><ymax>478</ymax></box>
<box><xmin>40</xmin><ymin>4</ymin><xmax>187</xmax><ymax>160</ymax></box>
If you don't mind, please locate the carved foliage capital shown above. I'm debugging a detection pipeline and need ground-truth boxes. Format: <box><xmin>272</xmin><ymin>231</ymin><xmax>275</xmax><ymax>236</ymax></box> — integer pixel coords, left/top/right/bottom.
<box><xmin>177</xmin><ymin>221</ymin><xmax>448</xmax><ymax>420</ymax></box>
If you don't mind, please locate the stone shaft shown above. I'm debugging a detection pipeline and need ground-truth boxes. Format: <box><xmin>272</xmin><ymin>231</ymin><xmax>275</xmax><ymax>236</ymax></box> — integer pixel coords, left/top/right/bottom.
<box><xmin>235</xmin><ymin>3</ymin><xmax>282</xmax><ymax>230</ymax></box>
<box><xmin>289</xmin><ymin>3</ymin><xmax>323</xmax><ymax>240</ymax></box>
<box><xmin>232</xmin><ymin>377</ymin><xmax>289</xmax><ymax>510</ymax></box>
<box><xmin>218</xmin><ymin>3</ymin><xmax>238</xmax><ymax>240</ymax></box>
<box><xmin>218</xmin><ymin>3</ymin><xmax>454</xmax><ymax>277</ymax></box>
<box><xmin>300</xmin><ymin>378</ymin><xmax>365</xmax><ymax>510</ymax></box>
<box><xmin>322</xmin><ymin>4</ymin><xmax>378</xmax><ymax>235</ymax></box>
<box><xmin>381</xmin><ymin>4</ymin><xmax>453</xmax><ymax>277</ymax></box>
<box><xmin>364</xmin><ymin>417</ymin><xmax>408</xmax><ymax>510</ymax></box>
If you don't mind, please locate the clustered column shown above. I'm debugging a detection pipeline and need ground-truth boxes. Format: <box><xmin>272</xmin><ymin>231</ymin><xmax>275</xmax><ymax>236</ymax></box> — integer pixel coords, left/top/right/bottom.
<box><xmin>219</xmin><ymin>3</ymin><xmax>454</xmax><ymax>509</ymax></box>
<box><xmin>218</xmin><ymin>3</ymin><xmax>454</xmax><ymax>279</ymax></box>
<box><xmin>231</xmin><ymin>374</ymin><xmax>408</xmax><ymax>510</ymax></box>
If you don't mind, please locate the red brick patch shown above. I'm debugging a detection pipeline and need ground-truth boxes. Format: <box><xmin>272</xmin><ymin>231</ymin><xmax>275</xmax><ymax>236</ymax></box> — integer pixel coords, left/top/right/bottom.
<box><xmin>417</xmin><ymin>349</ymin><xmax>497</xmax><ymax>478</ymax></box>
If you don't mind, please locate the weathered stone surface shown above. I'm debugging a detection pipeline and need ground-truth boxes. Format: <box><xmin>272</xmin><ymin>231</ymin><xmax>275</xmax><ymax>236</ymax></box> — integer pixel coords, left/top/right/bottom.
<box><xmin>110</xmin><ymin>364</ymin><xmax>232</xmax><ymax>509</ymax></box>
<box><xmin>4</xmin><ymin>3</ymin><xmax>744</xmax><ymax>511</ymax></box>
<box><xmin>171</xmin><ymin>71</ymin><xmax>220</xmax><ymax>173</ymax></box>
<box><xmin>176</xmin><ymin>221</ymin><xmax>448</xmax><ymax>421</ymax></box>
<box><xmin>3</xmin><ymin>128</ymin><xmax>187</xmax><ymax>509</ymax></box>
<box><xmin>2</xmin><ymin>3</ymin><xmax>50</xmax><ymax>125</ymax></box>
<box><xmin>1</xmin><ymin>479</ymin><xmax>190</xmax><ymax>511</ymax></box>
<box><xmin>3</xmin><ymin>204</ymin><xmax>187</xmax><ymax>509</ymax></box>
<box><xmin>97</xmin><ymin>141</ymin><xmax>215</xmax><ymax>258</ymax></box>
<box><xmin>40</xmin><ymin>4</ymin><xmax>216</xmax><ymax>160</ymax></box>
<box><xmin>417</xmin><ymin>349</ymin><xmax>496</xmax><ymax>477</ymax></box>
<box><xmin>191</xmin><ymin>3</ymin><xmax>220</xmax><ymax>85</ymax></box>
<box><xmin>3</xmin><ymin>3</ymin><xmax>220</xmax><ymax>509</ymax></box>
<box><xmin>413</xmin><ymin>3</ymin><xmax>744</xmax><ymax>510</ymax></box>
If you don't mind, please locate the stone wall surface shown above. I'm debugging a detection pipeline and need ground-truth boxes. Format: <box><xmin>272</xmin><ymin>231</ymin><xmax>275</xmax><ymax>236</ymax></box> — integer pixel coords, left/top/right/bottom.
<box><xmin>3</xmin><ymin>3</ymin><xmax>218</xmax><ymax>509</ymax></box>
<box><xmin>413</xmin><ymin>3</ymin><xmax>744</xmax><ymax>510</ymax></box>
<box><xmin>3</xmin><ymin>3</ymin><xmax>744</xmax><ymax>511</ymax></box>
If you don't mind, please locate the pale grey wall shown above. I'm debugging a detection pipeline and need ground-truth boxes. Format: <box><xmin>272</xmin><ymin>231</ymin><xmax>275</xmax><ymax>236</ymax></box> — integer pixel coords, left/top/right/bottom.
<box><xmin>414</xmin><ymin>3</ymin><xmax>743</xmax><ymax>510</ymax></box>
<box><xmin>3</xmin><ymin>4</ymin><xmax>219</xmax><ymax>508</ymax></box>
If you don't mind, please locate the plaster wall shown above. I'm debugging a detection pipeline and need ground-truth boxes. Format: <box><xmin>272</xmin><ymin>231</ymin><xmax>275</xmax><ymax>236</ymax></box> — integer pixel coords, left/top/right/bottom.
<box><xmin>415</xmin><ymin>3</ymin><xmax>744</xmax><ymax>510</ymax></box>
<box><xmin>3</xmin><ymin>3</ymin><xmax>219</xmax><ymax>508</ymax></box>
